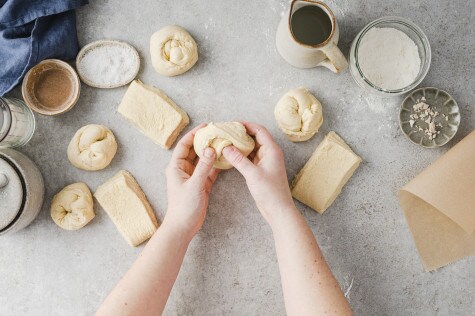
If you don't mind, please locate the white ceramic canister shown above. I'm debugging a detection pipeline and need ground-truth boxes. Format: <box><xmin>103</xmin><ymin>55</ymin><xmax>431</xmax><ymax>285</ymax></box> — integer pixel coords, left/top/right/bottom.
<box><xmin>0</xmin><ymin>148</ymin><xmax>44</xmax><ymax>235</ymax></box>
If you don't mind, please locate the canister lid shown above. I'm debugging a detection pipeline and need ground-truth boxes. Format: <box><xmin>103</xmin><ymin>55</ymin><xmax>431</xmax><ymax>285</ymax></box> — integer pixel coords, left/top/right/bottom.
<box><xmin>0</xmin><ymin>155</ymin><xmax>24</xmax><ymax>230</ymax></box>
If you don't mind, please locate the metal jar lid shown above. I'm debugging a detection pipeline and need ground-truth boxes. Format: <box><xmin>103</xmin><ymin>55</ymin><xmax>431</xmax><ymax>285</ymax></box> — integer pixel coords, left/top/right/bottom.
<box><xmin>0</xmin><ymin>155</ymin><xmax>24</xmax><ymax>230</ymax></box>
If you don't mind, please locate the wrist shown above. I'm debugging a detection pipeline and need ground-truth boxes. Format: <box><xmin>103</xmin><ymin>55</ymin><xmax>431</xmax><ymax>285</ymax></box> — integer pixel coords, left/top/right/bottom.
<box><xmin>160</xmin><ymin>216</ymin><xmax>195</xmax><ymax>245</ymax></box>
<box><xmin>265</xmin><ymin>203</ymin><xmax>302</xmax><ymax>232</ymax></box>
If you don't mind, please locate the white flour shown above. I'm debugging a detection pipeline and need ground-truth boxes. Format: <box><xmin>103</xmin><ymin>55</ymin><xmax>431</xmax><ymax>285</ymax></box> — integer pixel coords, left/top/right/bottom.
<box><xmin>357</xmin><ymin>27</ymin><xmax>421</xmax><ymax>90</ymax></box>
<box><xmin>78</xmin><ymin>44</ymin><xmax>138</xmax><ymax>86</ymax></box>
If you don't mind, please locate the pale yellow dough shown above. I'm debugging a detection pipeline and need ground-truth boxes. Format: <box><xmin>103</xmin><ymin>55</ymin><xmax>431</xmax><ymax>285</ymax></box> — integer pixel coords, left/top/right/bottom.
<box><xmin>150</xmin><ymin>25</ymin><xmax>198</xmax><ymax>76</ymax></box>
<box><xmin>274</xmin><ymin>87</ymin><xmax>323</xmax><ymax>142</ymax></box>
<box><xmin>291</xmin><ymin>131</ymin><xmax>361</xmax><ymax>214</ymax></box>
<box><xmin>118</xmin><ymin>80</ymin><xmax>189</xmax><ymax>149</ymax></box>
<box><xmin>95</xmin><ymin>170</ymin><xmax>159</xmax><ymax>247</ymax></box>
<box><xmin>193</xmin><ymin>122</ymin><xmax>255</xmax><ymax>169</ymax></box>
<box><xmin>67</xmin><ymin>124</ymin><xmax>117</xmax><ymax>171</ymax></box>
<box><xmin>51</xmin><ymin>182</ymin><xmax>95</xmax><ymax>230</ymax></box>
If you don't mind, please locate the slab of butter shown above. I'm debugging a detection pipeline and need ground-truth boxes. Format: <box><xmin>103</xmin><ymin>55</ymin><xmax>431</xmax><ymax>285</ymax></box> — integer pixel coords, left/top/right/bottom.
<box><xmin>118</xmin><ymin>80</ymin><xmax>189</xmax><ymax>149</ymax></box>
<box><xmin>291</xmin><ymin>131</ymin><xmax>362</xmax><ymax>214</ymax></box>
<box><xmin>95</xmin><ymin>170</ymin><xmax>159</xmax><ymax>246</ymax></box>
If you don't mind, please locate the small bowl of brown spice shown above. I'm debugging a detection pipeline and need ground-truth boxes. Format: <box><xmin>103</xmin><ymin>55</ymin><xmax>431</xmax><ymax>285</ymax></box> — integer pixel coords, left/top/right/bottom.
<box><xmin>22</xmin><ymin>59</ymin><xmax>80</xmax><ymax>116</ymax></box>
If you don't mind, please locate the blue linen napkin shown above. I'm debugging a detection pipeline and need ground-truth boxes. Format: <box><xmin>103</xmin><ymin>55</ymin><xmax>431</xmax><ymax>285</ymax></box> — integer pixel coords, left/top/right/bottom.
<box><xmin>0</xmin><ymin>0</ymin><xmax>88</xmax><ymax>96</ymax></box>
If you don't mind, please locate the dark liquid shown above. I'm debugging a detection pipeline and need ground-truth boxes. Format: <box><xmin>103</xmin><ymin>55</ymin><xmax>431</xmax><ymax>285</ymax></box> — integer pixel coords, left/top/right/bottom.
<box><xmin>291</xmin><ymin>6</ymin><xmax>332</xmax><ymax>45</ymax></box>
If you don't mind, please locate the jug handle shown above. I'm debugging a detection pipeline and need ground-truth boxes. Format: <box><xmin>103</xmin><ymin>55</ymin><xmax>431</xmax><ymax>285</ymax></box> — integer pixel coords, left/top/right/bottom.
<box><xmin>318</xmin><ymin>43</ymin><xmax>348</xmax><ymax>73</ymax></box>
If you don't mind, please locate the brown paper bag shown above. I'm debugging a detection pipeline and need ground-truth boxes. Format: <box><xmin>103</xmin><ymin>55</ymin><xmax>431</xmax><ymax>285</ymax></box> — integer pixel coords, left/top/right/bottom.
<box><xmin>398</xmin><ymin>130</ymin><xmax>475</xmax><ymax>271</ymax></box>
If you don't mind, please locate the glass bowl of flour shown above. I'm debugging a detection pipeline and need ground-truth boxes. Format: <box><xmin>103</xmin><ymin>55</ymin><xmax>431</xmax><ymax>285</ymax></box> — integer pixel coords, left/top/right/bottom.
<box><xmin>349</xmin><ymin>16</ymin><xmax>431</xmax><ymax>96</ymax></box>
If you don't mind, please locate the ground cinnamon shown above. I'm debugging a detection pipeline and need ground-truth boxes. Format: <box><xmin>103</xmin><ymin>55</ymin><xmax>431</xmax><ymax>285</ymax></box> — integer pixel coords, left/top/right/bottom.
<box><xmin>34</xmin><ymin>68</ymin><xmax>72</xmax><ymax>109</ymax></box>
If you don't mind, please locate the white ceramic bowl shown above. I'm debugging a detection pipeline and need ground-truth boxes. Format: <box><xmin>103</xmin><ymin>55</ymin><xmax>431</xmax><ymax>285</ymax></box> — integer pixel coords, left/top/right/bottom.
<box><xmin>76</xmin><ymin>40</ymin><xmax>140</xmax><ymax>89</ymax></box>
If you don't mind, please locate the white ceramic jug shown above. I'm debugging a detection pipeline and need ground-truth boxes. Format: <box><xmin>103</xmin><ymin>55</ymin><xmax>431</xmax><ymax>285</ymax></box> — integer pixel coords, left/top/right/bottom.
<box><xmin>276</xmin><ymin>0</ymin><xmax>348</xmax><ymax>73</ymax></box>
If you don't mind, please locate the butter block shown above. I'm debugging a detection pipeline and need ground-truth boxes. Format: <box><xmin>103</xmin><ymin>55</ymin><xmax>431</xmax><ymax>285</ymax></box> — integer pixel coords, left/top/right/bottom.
<box><xmin>95</xmin><ymin>170</ymin><xmax>159</xmax><ymax>246</ymax></box>
<box><xmin>118</xmin><ymin>80</ymin><xmax>189</xmax><ymax>149</ymax></box>
<box><xmin>291</xmin><ymin>131</ymin><xmax>362</xmax><ymax>214</ymax></box>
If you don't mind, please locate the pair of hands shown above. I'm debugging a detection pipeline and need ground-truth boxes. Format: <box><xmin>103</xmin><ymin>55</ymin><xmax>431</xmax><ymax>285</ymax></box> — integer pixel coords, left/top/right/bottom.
<box><xmin>163</xmin><ymin>122</ymin><xmax>296</xmax><ymax>241</ymax></box>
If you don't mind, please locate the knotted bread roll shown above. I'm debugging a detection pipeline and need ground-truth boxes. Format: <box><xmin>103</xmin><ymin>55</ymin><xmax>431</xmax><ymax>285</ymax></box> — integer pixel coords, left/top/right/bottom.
<box><xmin>193</xmin><ymin>122</ymin><xmax>255</xmax><ymax>169</ymax></box>
<box><xmin>67</xmin><ymin>124</ymin><xmax>117</xmax><ymax>171</ymax></box>
<box><xmin>150</xmin><ymin>26</ymin><xmax>198</xmax><ymax>76</ymax></box>
<box><xmin>51</xmin><ymin>182</ymin><xmax>95</xmax><ymax>230</ymax></box>
<box><xmin>274</xmin><ymin>87</ymin><xmax>323</xmax><ymax>142</ymax></box>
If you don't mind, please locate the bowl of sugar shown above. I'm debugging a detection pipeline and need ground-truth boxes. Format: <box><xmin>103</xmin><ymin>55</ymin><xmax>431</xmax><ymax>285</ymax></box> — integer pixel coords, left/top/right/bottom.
<box><xmin>76</xmin><ymin>40</ymin><xmax>140</xmax><ymax>89</ymax></box>
<box><xmin>349</xmin><ymin>16</ymin><xmax>431</xmax><ymax>97</ymax></box>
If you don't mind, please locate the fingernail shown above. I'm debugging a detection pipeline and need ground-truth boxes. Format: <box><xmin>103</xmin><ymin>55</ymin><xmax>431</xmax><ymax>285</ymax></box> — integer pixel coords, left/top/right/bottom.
<box><xmin>204</xmin><ymin>147</ymin><xmax>214</xmax><ymax>158</ymax></box>
<box><xmin>222</xmin><ymin>146</ymin><xmax>232</xmax><ymax>155</ymax></box>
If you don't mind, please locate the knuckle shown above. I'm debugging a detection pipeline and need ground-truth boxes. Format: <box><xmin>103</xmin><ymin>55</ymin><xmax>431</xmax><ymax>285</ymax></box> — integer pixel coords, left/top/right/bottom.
<box><xmin>199</xmin><ymin>157</ymin><xmax>213</xmax><ymax>168</ymax></box>
<box><xmin>229</xmin><ymin>147</ymin><xmax>243</xmax><ymax>163</ymax></box>
<box><xmin>232</xmin><ymin>151</ymin><xmax>244</xmax><ymax>164</ymax></box>
<box><xmin>257</xmin><ymin>126</ymin><xmax>269</xmax><ymax>136</ymax></box>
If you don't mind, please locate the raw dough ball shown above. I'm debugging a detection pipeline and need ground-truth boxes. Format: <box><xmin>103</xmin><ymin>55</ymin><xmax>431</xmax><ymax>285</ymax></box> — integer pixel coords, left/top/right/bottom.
<box><xmin>51</xmin><ymin>182</ymin><xmax>95</xmax><ymax>230</ymax></box>
<box><xmin>274</xmin><ymin>87</ymin><xmax>323</xmax><ymax>142</ymax></box>
<box><xmin>150</xmin><ymin>25</ymin><xmax>198</xmax><ymax>76</ymax></box>
<box><xmin>193</xmin><ymin>122</ymin><xmax>255</xmax><ymax>169</ymax></box>
<box><xmin>67</xmin><ymin>124</ymin><xmax>117</xmax><ymax>171</ymax></box>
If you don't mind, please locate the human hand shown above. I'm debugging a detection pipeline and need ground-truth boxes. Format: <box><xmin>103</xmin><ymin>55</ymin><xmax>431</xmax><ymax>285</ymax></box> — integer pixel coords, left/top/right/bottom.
<box><xmin>163</xmin><ymin>124</ymin><xmax>220</xmax><ymax>241</ymax></box>
<box><xmin>222</xmin><ymin>122</ymin><xmax>296</xmax><ymax>226</ymax></box>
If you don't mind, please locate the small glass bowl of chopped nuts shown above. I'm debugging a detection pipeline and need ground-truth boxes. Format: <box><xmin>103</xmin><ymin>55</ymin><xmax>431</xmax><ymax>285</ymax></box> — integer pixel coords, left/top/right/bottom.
<box><xmin>399</xmin><ymin>87</ymin><xmax>460</xmax><ymax>148</ymax></box>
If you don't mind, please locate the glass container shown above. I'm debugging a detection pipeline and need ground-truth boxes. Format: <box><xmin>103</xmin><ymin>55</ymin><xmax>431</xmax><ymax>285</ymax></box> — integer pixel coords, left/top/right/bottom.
<box><xmin>349</xmin><ymin>16</ymin><xmax>431</xmax><ymax>97</ymax></box>
<box><xmin>0</xmin><ymin>97</ymin><xmax>36</xmax><ymax>148</ymax></box>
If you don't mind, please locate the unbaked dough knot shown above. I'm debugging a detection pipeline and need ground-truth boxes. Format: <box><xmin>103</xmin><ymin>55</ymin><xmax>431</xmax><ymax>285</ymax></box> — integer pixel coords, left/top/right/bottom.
<box><xmin>193</xmin><ymin>122</ymin><xmax>255</xmax><ymax>169</ymax></box>
<box><xmin>151</xmin><ymin>25</ymin><xmax>198</xmax><ymax>76</ymax></box>
<box><xmin>51</xmin><ymin>183</ymin><xmax>95</xmax><ymax>230</ymax></box>
<box><xmin>162</xmin><ymin>39</ymin><xmax>193</xmax><ymax>66</ymax></box>
<box><xmin>207</xmin><ymin>137</ymin><xmax>233</xmax><ymax>157</ymax></box>
<box><xmin>274</xmin><ymin>87</ymin><xmax>323</xmax><ymax>142</ymax></box>
<box><xmin>67</xmin><ymin>124</ymin><xmax>117</xmax><ymax>171</ymax></box>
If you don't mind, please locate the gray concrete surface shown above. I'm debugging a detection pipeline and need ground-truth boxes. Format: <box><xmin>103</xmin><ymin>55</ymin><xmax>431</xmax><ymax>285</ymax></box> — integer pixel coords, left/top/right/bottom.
<box><xmin>1</xmin><ymin>0</ymin><xmax>474</xmax><ymax>315</ymax></box>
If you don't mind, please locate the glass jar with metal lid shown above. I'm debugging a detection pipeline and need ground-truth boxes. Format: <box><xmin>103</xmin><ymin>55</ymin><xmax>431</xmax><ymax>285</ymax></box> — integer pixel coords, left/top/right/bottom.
<box><xmin>0</xmin><ymin>97</ymin><xmax>36</xmax><ymax>148</ymax></box>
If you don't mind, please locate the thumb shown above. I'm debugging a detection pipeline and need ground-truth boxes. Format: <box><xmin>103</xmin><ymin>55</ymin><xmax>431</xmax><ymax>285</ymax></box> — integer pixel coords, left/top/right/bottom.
<box><xmin>191</xmin><ymin>147</ymin><xmax>216</xmax><ymax>187</ymax></box>
<box><xmin>222</xmin><ymin>146</ymin><xmax>255</xmax><ymax>178</ymax></box>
